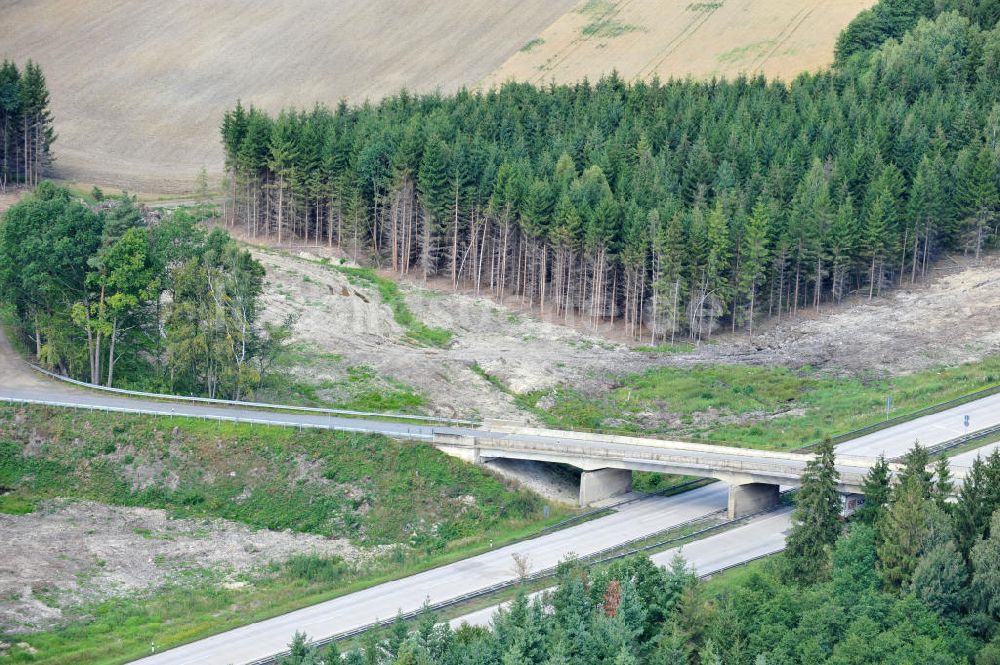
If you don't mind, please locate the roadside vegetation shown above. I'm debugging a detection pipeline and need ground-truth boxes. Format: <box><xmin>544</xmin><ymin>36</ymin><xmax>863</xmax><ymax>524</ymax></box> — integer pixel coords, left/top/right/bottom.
<box><xmin>0</xmin><ymin>404</ymin><xmax>546</xmax><ymax>543</ymax></box>
<box><xmin>0</xmin><ymin>403</ymin><xmax>568</xmax><ymax>664</ymax></box>
<box><xmin>272</xmin><ymin>443</ymin><xmax>1000</xmax><ymax>665</ymax></box>
<box><xmin>0</xmin><ymin>185</ymin><xmax>290</xmax><ymax>399</ymax></box>
<box><xmin>505</xmin><ymin>355</ymin><xmax>1000</xmax><ymax>449</ymax></box>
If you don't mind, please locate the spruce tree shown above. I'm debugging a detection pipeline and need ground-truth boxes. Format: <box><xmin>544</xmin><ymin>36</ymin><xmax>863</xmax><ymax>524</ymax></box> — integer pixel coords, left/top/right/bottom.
<box><xmin>857</xmin><ymin>454</ymin><xmax>892</xmax><ymax>525</ymax></box>
<box><xmin>877</xmin><ymin>476</ymin><xmax>927</xmax><ymax>590</ymax></box>
<box><xmin>897</xmin><ymin>441</ymin><xmax>933</xmax><ymax>500</ymax></box>
<box><xmin>932</xmin><ymin>455</ymin><xmax>954</xmax><ymax>512</ymax></box>
<box><xmin>956</xmin><ymin>142</ymin><xmax>999</xmax><ymax>260</ymax></box>
<box><xmin>971</xmin><ymin>510</ymin><xmax>1000</xmax><ymax>621</ymax></box>
<box><xmin>954</xmin><ymin>456</ymin><xmax>990</xmax><ymax>560</ymax></box>
<box><xmin>784</xmin><ymin>436</ymin><xmax>842</xmax><ymax>583</ymax></box>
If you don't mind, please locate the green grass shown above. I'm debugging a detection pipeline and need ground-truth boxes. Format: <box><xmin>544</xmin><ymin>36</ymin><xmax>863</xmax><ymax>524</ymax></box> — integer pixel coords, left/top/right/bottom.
<box><xmin>574</xmin><ymin>0</ymin><xmax>642</xmax><ymax>39</ymax></box>
<box><xmin>0</xmin><ymin>404</ymin><xmax>575</xmax><ymax>664</ymax></box>
<box><xmin>258</xmin><ymin>345</ymin><xmax>426</xmax><ymax>414</ymax></box>
<box><xmin>520</xmin><ymin>38</ymin><xmax>545</xmax><ymax>53</ymax></box>
<box><xmin>332</xmin><ymin>266</ymin><xmax>453</xmax><ymax>348</ymax></box>
<box><xmin>0</xmin><ymin>405</ymin><xmax>547</xmax><ymax>545</ymax></box>
<box><xmin>718</xmin><ymin>39</ymin><xmax>777</xmax><ymax>64</ymax></box>
<box><xmin>633</xmin><ymin>342</ymin><xmax>697</xmax><ymax>354</ymax></box>
<box><xmin>517</xmin><ymin>356</ymin><xmax>1000</xmax><ymax>450</ymax></box>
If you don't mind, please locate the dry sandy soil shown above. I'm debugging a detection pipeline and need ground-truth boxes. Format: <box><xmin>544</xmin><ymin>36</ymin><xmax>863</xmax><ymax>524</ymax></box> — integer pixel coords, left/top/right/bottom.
<box><xmin>252</xmin><ymin>242</ymin><xmax>1000</xmax><ymax>422</ymax></box>
<box><xmin>0</xmin><ymin>499</ymin><xmax>366</xmax><ymax>634</ymax></box>
<box><xmin>0</xmin><ymin>0</ymin><xmax>577</xmax><ymax>192</ymax></box>
<box><xmin>484</xmin><ymin>0</ymin><xmax>875</xmax><ymax>87</ymax></box>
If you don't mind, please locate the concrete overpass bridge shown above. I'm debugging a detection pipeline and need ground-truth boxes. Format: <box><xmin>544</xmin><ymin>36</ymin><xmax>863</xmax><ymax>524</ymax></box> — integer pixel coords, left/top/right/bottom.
<box><xmin>432</xmin><ymin>422</ymin><xmax>941</xmax><ymax>518</ymax></box>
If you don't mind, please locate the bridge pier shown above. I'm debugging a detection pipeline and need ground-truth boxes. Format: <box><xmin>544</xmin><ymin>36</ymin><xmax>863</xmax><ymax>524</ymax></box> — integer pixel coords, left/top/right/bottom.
<box><xmin>727</xmin><ymin>482</ymin><xmax>779</xmax><ymax>519</ymax></box>
<box><xmin>579</xmin><ymin>468</ymin><xmax>632</xmax><ymax>506</ymax></box>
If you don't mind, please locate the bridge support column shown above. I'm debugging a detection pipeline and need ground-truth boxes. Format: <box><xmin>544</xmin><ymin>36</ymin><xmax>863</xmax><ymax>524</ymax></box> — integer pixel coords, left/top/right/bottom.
<box><xmin>727</xmin><ymin>482</ymin><xmax>779</xmax><ymax>519</ymax></box>
<box><xmin>579</xmin><ymin>468</ymin><xmax>632</xmax><ymax>506</ymax></box>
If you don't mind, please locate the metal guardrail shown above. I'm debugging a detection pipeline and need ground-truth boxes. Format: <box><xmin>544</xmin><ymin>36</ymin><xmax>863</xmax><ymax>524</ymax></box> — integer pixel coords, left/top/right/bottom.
<box><xmin>0</xmin><ymin>396</ymin><xmax>436</xmax><ymax>440</ymax></box>
<box><xmin>244</xmin><ymin>501</ymin><xmax>787</xmax><ymax>665</ymax></box>
<box><xmin>820</xmin><ymin>383</ymin><xmax>1000</xmax><ymax>449</ymax></box>
<box><xmin>26</xmin><ymin>363</ymin><xmax>477</xmax><ymax>426</ymax></box>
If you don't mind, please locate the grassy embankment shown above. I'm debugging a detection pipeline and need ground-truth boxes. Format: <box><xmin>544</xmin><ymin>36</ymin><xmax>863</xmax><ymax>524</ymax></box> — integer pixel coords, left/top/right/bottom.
<box><xmin>474</xmin><ymin>357</ymin><xmax>1000</xmax><ymax>491</ymax></box>
<box><xmin>512</xmin><ymin>358</ymin><xmax>1000</xmax><ymax>449</ymax></box>
<box><xmin>0</xmin><ymin>404</ymin><xmax>569</xmax><ymax>665</ymax></box>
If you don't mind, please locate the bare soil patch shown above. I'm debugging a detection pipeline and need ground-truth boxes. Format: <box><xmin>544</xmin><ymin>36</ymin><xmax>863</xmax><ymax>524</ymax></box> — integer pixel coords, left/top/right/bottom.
<box><xmin>252</xmin><ymin>245</ymin><xmax>651</xmax><ymax>422</ymax></box>
<box><xmin>484</xmin><ymin>0</ymin><xmax>874</xmax><ymax>87</ymax></box>
<box><xmin>0</xmin><ymin>499</ymin><xmax>364</xmax><ymax>634</ymax></box>
<box><xmin>254</xmin><ymin>243</ymin><xmax>1000</xmax><ymax>422</ymax></box>
<box><xmin>688</xmin><ymin>255</ymin><xmax>1000</xmax><ymax>377</ymax></box>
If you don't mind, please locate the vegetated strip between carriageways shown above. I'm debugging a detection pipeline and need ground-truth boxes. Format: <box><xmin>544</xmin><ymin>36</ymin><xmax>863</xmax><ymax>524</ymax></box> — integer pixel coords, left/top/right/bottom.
<box><xmin>245</xmin><ymin>499</ymin><xmax>789</xmax><ymax>665</ymax></box>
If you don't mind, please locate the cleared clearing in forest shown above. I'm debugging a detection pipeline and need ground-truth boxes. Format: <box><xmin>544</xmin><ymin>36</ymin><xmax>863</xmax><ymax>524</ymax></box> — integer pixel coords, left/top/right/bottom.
<box><xmin>0</xmin><ymin>0</ymin><xmax>578</xmax><ymax>192</ymax></box>
<box><xmin>484</xmin><ymin>0</ymin><xmax>875</xmax><ymax>88</ymax></box>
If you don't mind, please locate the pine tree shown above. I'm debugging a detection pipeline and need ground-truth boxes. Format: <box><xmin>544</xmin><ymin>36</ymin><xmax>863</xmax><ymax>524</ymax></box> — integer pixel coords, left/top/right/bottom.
<box><xmin>954</xmin><ymin>456</ymin><xmax>990</xmax><ymax>560</ymax></box>
<box><xmin>784</xmin><ymin>436</ymin><xmax>842</xmax><ymax>583</ymax></box>
<box><xmin>857</xmin><ymin>454</ymin><xmax>891</xmax><ymax>525</ymax></box>
<box><xmin>18</xmin><ymin>60</ymin><xmax>55</xmax><ymax>186</ymax></box>
<box><xmin>956</xmin><ymin>142</ymin><xmax>999</xmax><ymax>260</ymax></box>
<box><xmin>863</xmin><ymin>190</ymin><xmax>894</xmax><ymax>299</ymax></box>
<box><xmin>738</xmin><ymin>199</ymin><xmax>770</xmax><ymax>337</ymax></box>
<box><xmin>932</xmin><ymin>456</ymin><xmax>954</xmax><ymax>512</ymax></box>
<box><xmin>897</xmin><ymin>441</ymin><xmax>933</xmax><ymax>500</ymax></box>
<box><xmin>417</xmin><ymin>139</ymin><xmax>450</xmax><ymax>279</ymax></box>
<box><xmin>971</xmin><ymin>510</ymin><xmax>1000</xmax><ymax>621</ymax></box>
<box><xmin>877</xmin><ymin>476</ymin><xmax>927</xmax><ymax>590</ymax></box>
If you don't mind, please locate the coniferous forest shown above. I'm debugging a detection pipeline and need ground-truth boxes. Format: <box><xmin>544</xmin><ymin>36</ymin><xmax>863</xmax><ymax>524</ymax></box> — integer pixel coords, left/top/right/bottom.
<box><xmin>221</xmin><ymin>0</ymin><xmax>1000</xmax><ymax>342</ymax></box>
<box><xmin>0</xmin><ymin>59</ymin><xmax>54</xmax><ymax>189</ymax></box>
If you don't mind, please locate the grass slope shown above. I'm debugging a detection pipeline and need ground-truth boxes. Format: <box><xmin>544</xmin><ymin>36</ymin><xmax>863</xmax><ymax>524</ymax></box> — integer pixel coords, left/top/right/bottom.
<box><xmin>0</xmin><ymin>405</ymin><xmax>542</xmax><ymax>545</ymax></box>
<box><xmin>0</xmin><ymin>404</ymin><xmax>570</xmax><ymax>664</ymax></box>
<box><xmin>514</xmin><ymin>357</ymin><xmax>1000</xmax><ymax>449</ymax></box>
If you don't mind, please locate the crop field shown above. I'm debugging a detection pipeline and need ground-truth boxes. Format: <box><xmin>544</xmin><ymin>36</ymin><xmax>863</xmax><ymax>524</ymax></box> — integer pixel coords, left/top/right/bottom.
<box><xmin>0</xmin><ymin>0</ymin><xmax>577</xmax><ymax>192</ymax></box>
<box><xmin>484</xmin><ymin>0</ymin><xmax>876</xmax><ymax>88</ymax></box>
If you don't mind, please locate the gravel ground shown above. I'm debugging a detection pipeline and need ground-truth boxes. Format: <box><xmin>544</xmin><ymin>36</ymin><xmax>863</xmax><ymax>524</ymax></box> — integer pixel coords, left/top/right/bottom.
<box><xmin>0</xmin><ymin>499</ymin><xmax>367</xmax><ymax>634</ymax></box>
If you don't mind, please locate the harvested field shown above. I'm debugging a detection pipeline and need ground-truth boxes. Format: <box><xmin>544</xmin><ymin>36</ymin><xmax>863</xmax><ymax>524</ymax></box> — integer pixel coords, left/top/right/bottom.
<box><xmin>484</xmin><ymin>0</ymin><xmax>875</xmax><ymax>87</ymax></box>
<box><xmin>0</xmin><ymin>0</ymin><xmax>577</xmax><ymax>192</ymax></box>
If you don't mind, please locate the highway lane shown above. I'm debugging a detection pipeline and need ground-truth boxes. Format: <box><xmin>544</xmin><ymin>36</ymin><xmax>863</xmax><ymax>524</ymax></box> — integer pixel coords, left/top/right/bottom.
<box><xmin>452</xmin><ymin>508</ymin><xmax>792</xmax><ymax>629</ymax></box>
<box><xmin>131</xmin><ymin>486</ymin><xmax>731</xmax><ymax>665</ymax></box>
<box><xmin>835</xmin><ymin>393</ymin><xmax>1000</xmax><ymax>459</ymax></box>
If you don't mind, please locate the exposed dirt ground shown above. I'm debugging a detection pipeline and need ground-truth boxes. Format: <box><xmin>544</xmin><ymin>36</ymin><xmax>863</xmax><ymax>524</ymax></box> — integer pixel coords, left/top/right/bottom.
<box><xmin>691</xmin><ymin>254</ymin><xmax>1000</xmax><ymax>376</ymax></box>
<box><xmin>484</xmin><ymin>0</ymin><xmax>875</xmax><ymax>88</ymax></box>
<box><xmin>252</xmin><ymin>243</ymin><xmax>1000</xmax><ymax>424</ymax></box>
<box><xmin>0</xmin><ymin>0</ymin><xmax>577</xmax><ymax>192</ymax></box>
<box><xmin>0</xmin><ymin>499</ymin><xmax>367</xmax><ymax>634</ymax></box>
